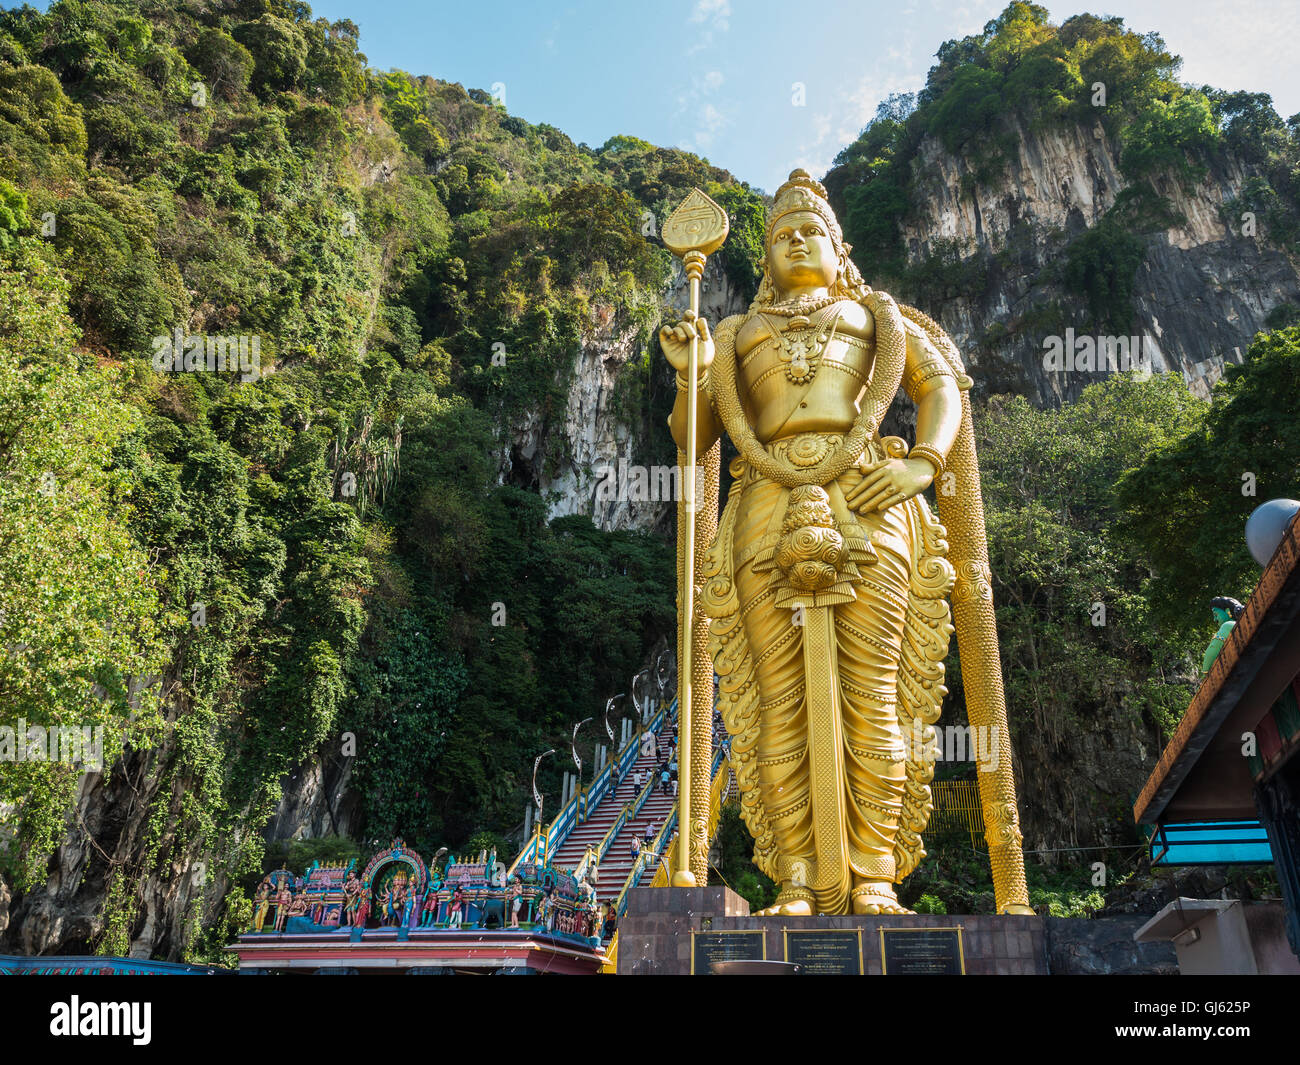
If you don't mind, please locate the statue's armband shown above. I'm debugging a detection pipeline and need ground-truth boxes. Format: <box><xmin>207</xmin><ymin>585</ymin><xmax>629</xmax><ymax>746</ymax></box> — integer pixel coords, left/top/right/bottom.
<box><xmin>902</xmin><ymin>323</ymin><xmax>958</xmax><ymax>403</ymax></box>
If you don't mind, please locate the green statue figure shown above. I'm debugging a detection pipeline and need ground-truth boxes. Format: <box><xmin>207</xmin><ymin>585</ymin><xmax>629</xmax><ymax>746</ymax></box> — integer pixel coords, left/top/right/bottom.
<box><xmin>1202</xmin><ymin>596</ymin><xmax>1245</xmax><ymax>674</ymax></box>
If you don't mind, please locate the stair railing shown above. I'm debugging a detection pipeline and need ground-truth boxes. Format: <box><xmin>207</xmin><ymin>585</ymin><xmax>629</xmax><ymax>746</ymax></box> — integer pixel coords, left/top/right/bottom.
<box><xmin>506</xmin><ymin>698</ymin><xmax>677</xmax><ymax>878</ymax></box>
<box><xmin>612</xmin><ymin>740</ymin><xmax>729</xmax><ymax>918</ymax></box>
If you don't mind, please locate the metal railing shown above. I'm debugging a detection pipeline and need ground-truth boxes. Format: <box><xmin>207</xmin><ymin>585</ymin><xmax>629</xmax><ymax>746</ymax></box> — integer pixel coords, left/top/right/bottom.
<box><xmin>507</xmin><ymin>699</ymin><xmax>675</xmax><ymax>878</ymax></box>
<box><xmin>612</xmin><ymin>740</ymin><xmax>730</xmax><ymax>918</ymax></box>
<box><xmin>705</xmin><ymin>742</ymin><xmax>734</xmax><ymax>842</ymax></box>
<box><xmin>574</xmin><ymin>706</ymin><xmax>675</xmax><ymax>882</ymax></box>
<box><xmin>929</xmin><ymin>779</ymin><xmax>985</xmax><ymax>848</ymax></box>
<box><xmin>603</xmin><ymin>742</ymin><xmax>732</xmax><ymax>970</ymax></box>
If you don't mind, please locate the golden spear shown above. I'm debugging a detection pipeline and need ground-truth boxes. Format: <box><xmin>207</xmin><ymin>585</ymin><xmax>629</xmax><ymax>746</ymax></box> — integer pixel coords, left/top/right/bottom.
<box><xmin>661</xmin><ymin>189</ymin><xmax>728</xmax><ymax>886</ymax></box>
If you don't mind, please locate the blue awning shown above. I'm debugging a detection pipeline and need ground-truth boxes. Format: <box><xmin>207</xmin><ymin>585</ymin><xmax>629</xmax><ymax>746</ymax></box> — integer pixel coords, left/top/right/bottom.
<box><xmin>1146</xmin><ymin>821</ymin><xmax>1274</xmax><ymax>865</ymax></box>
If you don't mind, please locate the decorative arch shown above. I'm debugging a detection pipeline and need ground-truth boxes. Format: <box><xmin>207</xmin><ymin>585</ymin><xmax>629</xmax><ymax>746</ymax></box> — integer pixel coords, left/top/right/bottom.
<box><xmin>360</xmin><ymin>839</ymin><xmax>429</xmax><ymax>895</ymax></box>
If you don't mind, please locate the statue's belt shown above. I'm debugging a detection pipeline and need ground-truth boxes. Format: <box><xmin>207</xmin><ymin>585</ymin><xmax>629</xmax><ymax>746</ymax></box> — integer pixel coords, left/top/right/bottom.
<box><xmin>729</xmin><ymin>436</ymin><xmax>912</xmax><ymax>571</ymax></box>
<box><xmin>742</xmin><ymin>430</ymin><xmax>887</xmax><ymax>473</ymax></box>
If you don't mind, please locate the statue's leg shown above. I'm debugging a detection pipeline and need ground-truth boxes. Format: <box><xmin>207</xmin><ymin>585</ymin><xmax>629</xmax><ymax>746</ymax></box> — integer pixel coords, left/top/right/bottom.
<box><xmin>734</xmin><ymin>557</ymin><xmax>815</xmax><ymax>913</ymax></box>
<box><xmin>835</xmin><ymin>511</ymin><xmax>912</xmax><ymax>915</ymax></box>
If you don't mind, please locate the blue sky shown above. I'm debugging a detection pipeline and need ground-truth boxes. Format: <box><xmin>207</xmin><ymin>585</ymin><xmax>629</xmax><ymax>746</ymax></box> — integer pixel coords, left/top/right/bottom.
<box><xmin>301</xmin><ymin>0</ymin><xmax>1300</xmax><ymax>193</ymax></box>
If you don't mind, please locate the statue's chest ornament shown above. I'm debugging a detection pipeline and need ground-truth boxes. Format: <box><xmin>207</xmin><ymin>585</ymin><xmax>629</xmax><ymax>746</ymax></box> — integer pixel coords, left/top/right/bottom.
<box><xmin>712</xmin><ymin>288</ymin><xmax>906</xmax><ymax>489</ymax></box>
<box><xmin>758</xmin><ymin>306</ymin><xmax>844</xmax><ymax>386</ymax></box>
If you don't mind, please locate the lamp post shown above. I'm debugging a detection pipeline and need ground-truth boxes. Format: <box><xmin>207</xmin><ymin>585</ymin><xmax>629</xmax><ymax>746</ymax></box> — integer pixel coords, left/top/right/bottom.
<box><xmin>655</xmin><ymin>651</ymin><xmax>674</xmax><ymax>700</ymax></box>
<box><xmin>631</xmin><ymin>668</ymin><xmax>651</xmax><ymax>723</ymax></box>
<box><xmin>533</xmin><ymin>748</ymin><xmax>555</xmax><ymax>862</ymax></box>
<box><xmin>604</xmin><ymin>693</ymin><xmax>625</xmax><ymax>749</ymax></box>
<box><xmin>571</xmin><ymin>718</ymin><xmax>593</xmax><ymax>786</ymax></box>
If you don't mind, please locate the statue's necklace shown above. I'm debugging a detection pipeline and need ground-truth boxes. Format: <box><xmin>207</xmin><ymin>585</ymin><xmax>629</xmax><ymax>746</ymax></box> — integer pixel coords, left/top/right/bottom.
<box><xmin>758</xmin><ymin>305</ymin><xmax>843</xmax><ymax>386</ymax></box>
<box><xmin>764</xmin><ymin>294</ymin><xmax>838</xmax><ymax>318</ymax></box>
<box><xmin>711</xmin><ymin>290</ymin><xmax>907</xmax><ymax>488</ymax></box>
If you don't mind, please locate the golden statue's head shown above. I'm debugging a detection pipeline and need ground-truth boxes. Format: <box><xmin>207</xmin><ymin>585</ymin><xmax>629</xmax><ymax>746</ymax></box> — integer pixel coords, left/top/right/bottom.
<box><xmin>751</xmin><ymin>169</ymin><xmax>867</xmax><ymax>310</ymax></box>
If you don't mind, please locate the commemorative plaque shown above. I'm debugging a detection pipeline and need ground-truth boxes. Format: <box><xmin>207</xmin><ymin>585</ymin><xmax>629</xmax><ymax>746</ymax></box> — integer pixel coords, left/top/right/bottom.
<box><xmin>691</xmin><ymin>930</ymin><xmax>765</xmax><ymax>974</ymax></box>
<box><xmin>782</xmin><ymin>929</ymin><xmax>864</xmax><ymax>974</ymax></box>
<box><xmin>879</xmin><ymin>926</ymin><xmax>965</xmax><ymax>974</ymax></box>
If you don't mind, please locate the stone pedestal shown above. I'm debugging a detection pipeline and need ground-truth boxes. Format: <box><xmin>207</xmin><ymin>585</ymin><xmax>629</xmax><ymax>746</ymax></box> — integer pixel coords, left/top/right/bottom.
<box><xmin>617</xmin><ymin>887</ymin><xmax>1048</xmax><ymax>974</ymax></box>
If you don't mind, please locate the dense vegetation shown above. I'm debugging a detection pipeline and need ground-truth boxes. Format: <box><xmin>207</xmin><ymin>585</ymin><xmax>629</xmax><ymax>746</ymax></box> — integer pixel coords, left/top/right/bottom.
<box><xmin>0</xmin><ymin>0</ymin><xmax>763</xmax><ymax>958</ymax></box>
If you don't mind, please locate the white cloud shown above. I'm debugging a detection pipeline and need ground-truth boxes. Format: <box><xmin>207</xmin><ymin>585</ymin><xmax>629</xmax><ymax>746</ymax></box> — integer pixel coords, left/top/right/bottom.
<box><xmin>690</xmin><ymin>0</ymin><xmax>731</xmax><ymax>27</ymax></box>
<box><xmin>687</xmin><ymin>0</ymin><xmax>731</xmax><ymax>55</ymax></box>
<box><xmin>674</xmin><ymin>67</ymin><xmax>728</xmax><ymax>152</ymax></box>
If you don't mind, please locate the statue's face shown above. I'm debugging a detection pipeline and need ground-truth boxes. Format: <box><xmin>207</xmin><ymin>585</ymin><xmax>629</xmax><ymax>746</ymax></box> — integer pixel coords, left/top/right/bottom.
<box><xmin>768</xmin><ymin>209</ymin><xmax>838</xmax><ymax>294</ymax></box>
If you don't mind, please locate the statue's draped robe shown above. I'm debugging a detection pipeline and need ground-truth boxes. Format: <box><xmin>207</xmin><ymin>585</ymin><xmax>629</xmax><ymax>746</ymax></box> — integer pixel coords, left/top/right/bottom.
<box><xmin>699</xmin><ymin>307</ymin><xmax>956</xmax><ymax>915</ymax></box>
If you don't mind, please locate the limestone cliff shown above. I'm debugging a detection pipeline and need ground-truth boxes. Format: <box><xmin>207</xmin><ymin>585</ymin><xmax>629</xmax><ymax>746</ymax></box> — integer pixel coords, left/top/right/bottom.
<box><xmin>508</xmin><ymin>256</ymin><xmax>748</xmax><ymax>534</ymax></box>
<box><xmin>896</xmin><ymin>115</ymin><xmax>1300</xmax><ymax>403</ymax></box>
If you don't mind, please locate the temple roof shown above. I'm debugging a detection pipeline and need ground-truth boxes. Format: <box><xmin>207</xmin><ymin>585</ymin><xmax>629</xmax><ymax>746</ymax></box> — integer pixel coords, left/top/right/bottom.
<box><xmin>1134</xmin><ymin>516</ymin><xmax>1300</xmax><ymax>825</ymax></box>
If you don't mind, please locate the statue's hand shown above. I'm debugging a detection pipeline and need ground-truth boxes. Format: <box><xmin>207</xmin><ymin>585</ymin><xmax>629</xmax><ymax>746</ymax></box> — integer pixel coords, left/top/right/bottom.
<box><xmin>658</xmin><ymin>311</ymin><xmax>714</xmax><ymax>379</ymax></box>
<box><xmin>845</xmin><ymin>458</ymin><xmax>933</xmax><ymax>513</ymax></box>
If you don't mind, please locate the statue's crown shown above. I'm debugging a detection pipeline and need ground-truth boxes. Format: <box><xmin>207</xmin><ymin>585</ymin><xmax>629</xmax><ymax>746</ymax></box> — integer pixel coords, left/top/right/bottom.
<box><xmin>768</xmin><ymin>168</ymin><xmax>843</xmax><ymax>247</ymax></box>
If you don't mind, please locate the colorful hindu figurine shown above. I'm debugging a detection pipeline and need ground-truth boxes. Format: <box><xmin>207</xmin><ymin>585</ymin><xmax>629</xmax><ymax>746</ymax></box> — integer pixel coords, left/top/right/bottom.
<box><xmin>355</xmin><ymin>886</ymin><xmax>371</xmax><ymax>929</ymax></box>
<box><xmin>342</xmin><ymin>870</ymin><xmax>361</xmax><ymax>926</ymax></box>
<box><xmin>1202</xmin><ymin>596</ymin><xmax>1245</xmax><ymax>674</ymax></box>
<box><xmin>421</xmin><ymin>886</ymin><xmax>439</xmax><ymax>927</ymax></box>
<box><xmin>402</xmin><ymin>882</ymin><xmax>417</xmax><ymax>928</ymax></box>
<box><xmin>508</xmin><ymin>876</ymin><xmax>523</xmax><ymax>928</ymax></box>
<box><xmin>273</xmin><ymin>882</ymin><xmax>292</xmax><ymax>932</ymax></box>
<box><xmin>252</xmin><ymin>879</ymin><xmax>271</xmax><ymax>932</ymax></box>
<box><xmin>287</xmin><ymin>893</ymin><xmax>309</xmax><ymax>923</ymax></box>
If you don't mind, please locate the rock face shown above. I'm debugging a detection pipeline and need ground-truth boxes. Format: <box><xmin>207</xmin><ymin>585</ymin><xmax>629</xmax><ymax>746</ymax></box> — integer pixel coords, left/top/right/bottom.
<box><xmin>505</xmin><ymin>256</ymin><xmax>748</xmax><ymax>534</ymax></box>
<box><xmin>0</xmin><ymin>740</ymin><xmax>356</xmax><ymax>960</ymax></box>
<box><xmin>1045</xmin><ymin>915</ymin><xmax>1178</xmax><ymax>975</ymax></box>
<box><xmin>1</xmin><ymin>748</ymin><xmax>216</xmax><ymax>960</ymax></box>
<box><xmin>261</xmin><ymin>757</ymin><xmax>357</xmax><ymax>844</ymax></box>
<box><xmin>897</xmin><ymin>115</ymin><xmax>1300</xmax><ymax>404</ymax></box>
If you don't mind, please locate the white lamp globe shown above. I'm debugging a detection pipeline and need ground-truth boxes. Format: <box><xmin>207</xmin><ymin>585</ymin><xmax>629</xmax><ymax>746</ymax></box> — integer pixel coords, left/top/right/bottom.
<box><xmin>1245</xmin><ymin>499</ymin><xmax>1300</xmax><ymax>567</ymax></box>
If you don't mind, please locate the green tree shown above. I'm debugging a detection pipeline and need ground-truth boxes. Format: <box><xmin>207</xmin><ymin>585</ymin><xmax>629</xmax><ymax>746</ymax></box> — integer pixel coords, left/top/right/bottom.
<box><xmin>0</xmin><ymin>240</ymin><xmax>166</xmax><ymax>885</ymax></box>
<box><xmin>1117</xmin><ymin>326</ymin><xmax>1300</xmax><ymax>636</ymax></box>
<box><xmin>232</xmin><ymin>15</ymin><xmax>307</xmax><ymax>94</ymax></box>
<box><xmin>965</xmin><ymin>373</ymin><xmax>1205</xmax><ymax>844</ymax></box>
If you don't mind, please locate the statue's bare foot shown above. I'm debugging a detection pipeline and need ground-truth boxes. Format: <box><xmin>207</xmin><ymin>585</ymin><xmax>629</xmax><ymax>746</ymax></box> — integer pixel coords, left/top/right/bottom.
<box><xmin>851</xmin><ymin>881</ymin><xmax>912</xmax><ymax>916</ymax></box>
<box><xmin>757</xmin><ymin>885</ymin><xmax>814</xmax><ymax>916</ymax></box>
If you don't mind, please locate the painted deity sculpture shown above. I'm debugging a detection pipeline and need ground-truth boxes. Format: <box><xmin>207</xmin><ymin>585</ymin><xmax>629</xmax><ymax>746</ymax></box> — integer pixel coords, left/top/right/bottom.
<box><xmin>1202</xmin><ymin>596</ymin><xmax>1245</xmax><ymax>673</ymax></box>
<box><xmin>662</xmin><ymin>171</ymin><xmax>1032</xmax><ymax>916</ymax></box>
<box><xmin>342</xmin><ymin>870</ymin><xmax>361</xmax><ymax>925</ymax></box>
<box><xmin>252</xmin><ymin>880</ymin><xmax>271</xmax><ymax>932</ymax></box>
<box><xmin>273</xmin><ymin>884</ymin><xmax>292</xmax><ymax>931</ymax></box>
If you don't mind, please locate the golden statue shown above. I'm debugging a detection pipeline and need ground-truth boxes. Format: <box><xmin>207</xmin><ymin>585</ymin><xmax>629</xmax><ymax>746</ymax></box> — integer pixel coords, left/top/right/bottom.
<box><xmin>660</xmin><ymin>172</ymin><xmax>1033</xmax><ymax>916</ymax></box>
